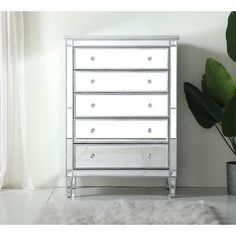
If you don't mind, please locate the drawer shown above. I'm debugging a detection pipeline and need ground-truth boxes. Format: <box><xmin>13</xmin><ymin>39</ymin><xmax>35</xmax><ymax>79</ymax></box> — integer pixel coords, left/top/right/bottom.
<box><xmin>75</xmin><ymin>94</ymin><xmax>168</xmax><ymax>117</ymax></box>
<box><xmin>74</xmin><ymin>48</ymin><xmax>169</xmax><ymax>69</ymax></box>
<box><xmin>74</xmin><ymin>144</ymin><xmax>168</xmax><ymax>169</ymax></box>
<box><xmin>74</xmin><ymin>71</ymin><xmax>168</xmax><ymax>92</ymax></box>
<box><xmin>74</xmin><ymin>119</ymin><xmax>168</xmax><ymax>140</ymax></box>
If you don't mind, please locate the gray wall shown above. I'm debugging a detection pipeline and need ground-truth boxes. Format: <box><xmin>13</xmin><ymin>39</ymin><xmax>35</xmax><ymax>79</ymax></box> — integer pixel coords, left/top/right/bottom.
<box><xmin>24</xmin><ymin>12</ymin><xmax>236</xmax><ymax>187</ymax></box>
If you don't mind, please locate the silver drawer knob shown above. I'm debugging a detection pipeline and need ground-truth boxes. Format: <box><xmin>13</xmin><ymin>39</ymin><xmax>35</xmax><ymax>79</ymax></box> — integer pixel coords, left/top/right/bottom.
<box><xmin>148</xmin><ymin>79</ymin><xmax>152</xmax><ymax>84</ymax></box>
<box><xmin>148</xmin><ymin>128</ymin><xmax>152</xmax><ymax>133</ymax></box>
<box><xmin>91</xmin><ymin>103</ymin><xmax>96</xmax><ymax>108</ymax></box>
<box><xmin>148</xmin><ymin>56</ymin><xmax>152</xmax><ymax>61</ymax></box>
<box><xmin>146</xmin><ymin>153</ymin><xmax>152</xmax><ymax>158</ymax></box>
<box><xmin>91</xmin><ymin>79</ymin><xmax>95</xmax><ymax>84</ymax></box>
<box><xmin>91</xmin><ymin>56</ymin><xmax>95</xmax><ymax>61</ymax></box>
<box><xmin>91</xmin><ymin>128</ymin><xmax>95</xmax><ymax>133</ymax></box>
<box><xmin>148</xmin><ymin>103</ymin><xmax>152</xmax><ymax>108</ymax></box>
<box><xmin>91</xmin><ymin>153</ymin><xmax>95</xmax><ymax>159</ymax></box>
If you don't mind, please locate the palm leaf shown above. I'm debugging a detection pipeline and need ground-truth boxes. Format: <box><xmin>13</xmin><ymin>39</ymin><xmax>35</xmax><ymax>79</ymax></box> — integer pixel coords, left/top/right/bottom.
<box><xmin>184</xmin><ymin>82</ymin><xmax>224</xmax><ymax>129</ymax></box>
<box><xmin>222</xmin><ymin>95</ymin><xmax>236</xmax><ymax>137</ymax></box>
<box><xmin>226</xmin><ymin>11</ymin><xmax>236</xmax><ymax>62</ymax></box>
<box><xmin>202</xmin><ymin>57</ymin><xmax>236</xmax><ymax>107</ymax></box>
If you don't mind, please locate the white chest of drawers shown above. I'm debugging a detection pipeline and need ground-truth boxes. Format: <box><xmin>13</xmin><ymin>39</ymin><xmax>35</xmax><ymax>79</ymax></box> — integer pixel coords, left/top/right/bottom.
<box><xmin>65</xmin><ymin>36</ymin><xmax>178</xmax><ymax>198</ymax></box>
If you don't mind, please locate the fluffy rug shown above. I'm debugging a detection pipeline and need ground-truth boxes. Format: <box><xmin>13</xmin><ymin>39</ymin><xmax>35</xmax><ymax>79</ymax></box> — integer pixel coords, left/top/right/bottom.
<box><xmin>35</xmin><ymin>199</ymin><xmax>219</xmax><ymax>224</ymax></box>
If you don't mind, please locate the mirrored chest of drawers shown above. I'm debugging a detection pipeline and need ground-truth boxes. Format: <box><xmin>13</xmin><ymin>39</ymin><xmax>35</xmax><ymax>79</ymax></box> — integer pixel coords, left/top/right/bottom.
<box><xmin>65</xmin><ymin>36</ymin><xmax>178</xmax><ymax>198</ymax></box>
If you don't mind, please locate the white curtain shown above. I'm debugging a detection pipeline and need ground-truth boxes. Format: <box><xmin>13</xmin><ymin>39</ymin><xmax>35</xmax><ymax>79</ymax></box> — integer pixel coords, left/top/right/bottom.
<box><xmin>0</xmin><ymin>12</ymin><xmax>33</xmax><ymax>189</ymax></box>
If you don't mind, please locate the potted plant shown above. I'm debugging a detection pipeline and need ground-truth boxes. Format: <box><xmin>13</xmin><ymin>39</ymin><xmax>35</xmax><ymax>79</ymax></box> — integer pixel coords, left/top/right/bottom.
<box><xmin>184</xmin><ymin>12</ymin><xmax>236</xmax><ymax>195</ymax></box>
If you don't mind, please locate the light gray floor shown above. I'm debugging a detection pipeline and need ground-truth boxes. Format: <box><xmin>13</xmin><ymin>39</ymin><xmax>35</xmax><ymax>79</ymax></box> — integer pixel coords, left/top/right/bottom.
<box><xmin>0</xmin><ymin>187</ymin><xmax>235</xmax><ymax>224</ymax></box>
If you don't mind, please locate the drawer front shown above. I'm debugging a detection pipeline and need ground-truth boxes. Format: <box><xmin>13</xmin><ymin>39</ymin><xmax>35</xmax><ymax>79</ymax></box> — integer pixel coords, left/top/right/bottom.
<box><xmin>74</xmin><ymin>71</ymin><xmax>168</xmax><ymax>92</ymax></box>
<box><xmin>75</xmin><ymin>94</ymin><xmax>168</xmax><ymax>117</ymax></box>
<box><xmin>74</xmin><ymin>48</ymin><xmax>169</xmax><ymax>69</ymax></box>
<box><xmin>75</xmin><ymin>144</ymin><xmax>168</xmax><ymax>169</ymax></box>
<box><xmin>75</xmin><ymin>120</ymin><xmax>168</xmax><ymax>140</ymax></box>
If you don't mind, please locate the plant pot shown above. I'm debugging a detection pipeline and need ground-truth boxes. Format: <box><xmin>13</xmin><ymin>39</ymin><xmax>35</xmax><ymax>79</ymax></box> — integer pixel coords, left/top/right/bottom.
<box><xmin>227</xmin><ymin>161</ymin><xmax>236</xmax><ymax>195</ymax></box>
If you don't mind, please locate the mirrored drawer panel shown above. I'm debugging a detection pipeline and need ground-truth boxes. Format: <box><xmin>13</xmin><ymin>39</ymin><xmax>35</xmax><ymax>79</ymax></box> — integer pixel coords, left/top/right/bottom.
<box><xmin>74</xmin><ymin>48</ymin><xmax>169</xmax><ymax>69</ymax></box>
<box><xmin>74</xmin><ymin>144</ymin><xmax>168</xmax><ymax>169</ymax></box>
<box><xmin>75</xmin><ymin>119</ymin><xmax>168</xmax><ymax>140</ymax></box>
<box><xmin>74</xmin><ymin>71</ymin><xmax>168</xmax><ymax>92</ymax></box>
<box><xmin>75</xmin><ymin>94</ymin><xmax>168</xmax><ymax>117</ymax></box>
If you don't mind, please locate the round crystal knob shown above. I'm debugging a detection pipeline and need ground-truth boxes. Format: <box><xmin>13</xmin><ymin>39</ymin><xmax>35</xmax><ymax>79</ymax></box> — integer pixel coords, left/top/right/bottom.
<box><xmin>148</xmin><ymin>56</ymin><xmax>152</xmax><ymax>61</ymax></box>
<box><xmin>91</xmin><ymin>153</ymin><xmax>95</xmax><ymax>159</ymax></box>
<box><xmin>91</xmin><ymin>128</ymin><xmax>95</xmax><ymax>133</ymax></box>
<box><xmin>91</xmin><ymin>79</ymin><xmax>95</xmax><ymax>84</ymax></box>
<box><xmin>147</xmin><ymin>153</ymin><xmax>152</xmax><ymax>158</ymax></box>
<box><xmin>148</xmin><ymin>128</ymin><xmax>152</xmax><ymax>133</ymax></box>
<box><xmin>91</xmin><ymin>56</ymin><xmax>95</xmax><ymax>61</ymax></box>
<box><xmin>148</xmin><ymin>79</ymin><xmax>152</xmax><ymax>84</ymax></box>
<box><xmin>148</xmin><ymin>103</ymin><xmax>152</xmax><ymax>108</ymax></box>
<box><xmin>91</xmin><ymin>103</ymin><xmax>96</xmax><ymax>108</ymax></box>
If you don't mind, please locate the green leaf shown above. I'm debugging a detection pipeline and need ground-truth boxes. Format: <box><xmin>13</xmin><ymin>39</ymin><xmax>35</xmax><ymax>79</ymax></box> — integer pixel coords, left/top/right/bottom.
<box><xmin>184</xmin><ymin>82</ymin><xmax>224</xmax><ymax>129</ymax></box>
<box><xmin>202</xmin><ymin>57</ymin><xmax>236</xmax><ymax>107</ymax></box>
<box><xmin>226</xmin><ymin>12</ymin><xmax>236</xmax><ymax>62</ymax></box>
<box><xmin>222</xmin><ymin>95</ymin><xmax>236</xmax><ymax>136</ymax></box>
<box><xmin>201</xmin><ymin>74</ymin><xmax>207</xmax><ymax>93</ymax></box>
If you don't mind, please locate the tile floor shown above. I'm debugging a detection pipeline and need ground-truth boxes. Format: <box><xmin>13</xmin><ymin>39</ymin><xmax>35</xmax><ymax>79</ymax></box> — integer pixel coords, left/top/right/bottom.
<box><xmin>0</xmin><ymin>187</ymin><xmax>236</xmax><ymax>224</ymax></box>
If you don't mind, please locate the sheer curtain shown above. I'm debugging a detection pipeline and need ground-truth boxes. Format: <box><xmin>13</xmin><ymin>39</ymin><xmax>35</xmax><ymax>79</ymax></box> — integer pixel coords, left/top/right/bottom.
<box><xmin>0</xmin><ymin>12</ymin><xmax>33</xmax><ymax>189</ymax></box>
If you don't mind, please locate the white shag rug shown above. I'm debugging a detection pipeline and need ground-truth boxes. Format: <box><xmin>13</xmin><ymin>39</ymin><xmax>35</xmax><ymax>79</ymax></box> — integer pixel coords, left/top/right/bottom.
<box><xmin>34</xmin><ymin>199</ymin><xmax>219</xmax><ymax>224</ymax></box>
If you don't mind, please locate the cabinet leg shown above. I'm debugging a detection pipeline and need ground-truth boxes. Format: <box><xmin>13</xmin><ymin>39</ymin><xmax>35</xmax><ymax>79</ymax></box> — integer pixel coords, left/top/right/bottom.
<box><xmin>72</xmin><ymin>176</ymin><xmax>76</xmax><ymax>189</ymax></box>
<box><xmin>168</xmin><ymin>177</ymin><xmax>176</xmax><ymax>198</ymax></box>
<box><xmin>66</xmin><ymin>177</ymin><xmax>72</xmax><ymax>198</ymax></box>
<box><xmin>72</xmin><ymin>177</ymin><xmax>76</xmax><ymax>199</ymax></box>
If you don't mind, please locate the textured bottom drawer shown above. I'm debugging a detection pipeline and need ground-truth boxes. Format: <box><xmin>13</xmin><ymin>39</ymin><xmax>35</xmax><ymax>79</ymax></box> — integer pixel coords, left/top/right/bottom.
<box><xmin>74</xmin><ymin>144</ymin><xmax>168</xmax><ymax>169</ymax></box>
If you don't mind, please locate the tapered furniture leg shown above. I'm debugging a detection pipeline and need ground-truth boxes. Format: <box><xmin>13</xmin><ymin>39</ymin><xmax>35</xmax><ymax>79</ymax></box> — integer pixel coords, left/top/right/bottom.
<box><xmin>66</xmin><ymin>177</ymin><xmax>72</xmax><ymax>198</ymax></box>
<box><xmin>72</xmin><ymin>177</ymin><xmax>76</xmax><ymax>199</ymax></box>
<box><xmin>72</xmin><ymin>176</ymin><xmax>76</xmax><ymax>189</ymax></box>
<box><xmin>168</xmin><ymin>177</ymin><xmax>176</xmax><ymax>198</ymax></box>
